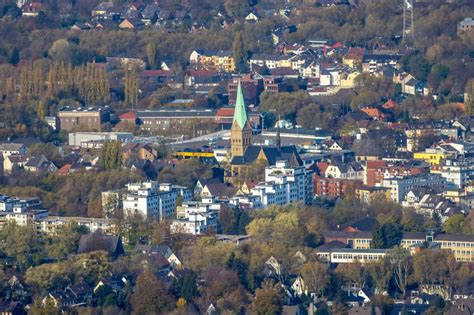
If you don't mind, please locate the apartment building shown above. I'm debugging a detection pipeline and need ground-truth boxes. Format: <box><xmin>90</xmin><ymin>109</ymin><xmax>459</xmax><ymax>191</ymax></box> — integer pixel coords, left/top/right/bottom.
<box><xmin>58</xmin><ymin>106</ymin><xmax>111</xmax><ymax>131</ymax></box>
<box><xmin>381</xmin><ymin>174</ymin><xmax>447</xmax><ymax>203</ymax></box>
<box><xmin>248</xmin><ymin>160</ymin><xmax>313</xmax><ymax>208</ymax></box>
<box><xmin>37</xmin><ymin>216</ymin><xmax>118</xmax><ymax>235</ymax></box>
<box><xmin>170</xmin><ymin>200</ymin><xmax>218</xmax><ymax>235</ymax></box>
<box><xmin>121</xmin><ymin>181</ymin><xmax>191</xmax><ymax>221</ymax></box>
<box><xmin>189</xmin><ymin>49</ymin><xmax>235</xmax><ymax>72</ymax></box>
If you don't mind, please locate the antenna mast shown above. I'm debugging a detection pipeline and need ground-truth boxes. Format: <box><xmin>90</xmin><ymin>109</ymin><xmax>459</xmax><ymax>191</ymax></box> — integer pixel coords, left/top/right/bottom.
<box><xmin>403</xmin><ymin>0</ymin><xmax>415</xmax><ymax>48</ymax></box>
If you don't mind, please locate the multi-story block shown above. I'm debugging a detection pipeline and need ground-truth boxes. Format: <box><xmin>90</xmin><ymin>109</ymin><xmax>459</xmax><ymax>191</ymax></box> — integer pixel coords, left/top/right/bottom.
<box><xmin>381</xmin><ymin>174</ymin><xmax>447</xmax><ymax>203</ymax></box>
<box><xmin>121</xmin><ymin>182</ymin><xmax>191</xmax><ymax>221</ymax></box>
<box><xmin>170</xmin><ymin>200</ymin><xmax>218</xmax><ymax>235</ymax></box>
<box><xmin>248</xmin><ymin>160</ymin><xmax>313</xmax><ymax>208</ymax></box>
<box><xmin>440</xmin><ymin>158</ymin><xmax>474</xmax><ymax>188</ymax></box>
<box><xmin>313</xmin><ymin>174</ymin><xmax>361</xmax><ymax>198</ymax></box>
<box><xmin>58</xmin><ymin>106</ymin><xmax>111</xmax><ymax>131</ymax></box>
<box><xmin>355</xmin><ymin>186</ymin><xmax>391</xmax><ymax>204</ymax></box>
<box><xmin>189</xmin><ymin>49</ymin><xmax>235</xmax><ymax>72</ymax></box>
<box><xmin>37</xmin><ymin>216</ymin><xmax>118</xmax><ymax>235</ymax></box>
<box><xmin>364</xmin><ymin>160</ymin><xmax>427</xmax><ymax>186</ymax></box>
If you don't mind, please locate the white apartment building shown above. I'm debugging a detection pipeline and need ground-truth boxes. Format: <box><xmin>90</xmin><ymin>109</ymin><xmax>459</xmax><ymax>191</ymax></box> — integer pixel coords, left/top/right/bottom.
<box><xmin>122</xmin><ymin>182</ymin><xmax>191</xmax><ymax>221</ymax></box>
<box><xmin>243</xmin><ymin>160</ymin><xmax>313</xmax><ymax>208</ymax></box>
<box><xmin>37</xmin><ymin>216</ymin><xmax>117</xmax><ymax>235</ymax></box>
<box><xmin>382</xmin><ymin>174</ymin><xmax>447</xmax><ymax>203</ymax></box>
<box><xmin>170</xmin><ymin>198</ymin><xmax>218</xmax><ymax>235</ymax></box>
<box><xmin>2</xmin><ymin>202</ymin><xmax>49</xmax><ymax>227</ymax></box>
<box><xmin>440</xmin><ymin>159</ymin><xmax>474</xmax><ymax>188</ymax></box>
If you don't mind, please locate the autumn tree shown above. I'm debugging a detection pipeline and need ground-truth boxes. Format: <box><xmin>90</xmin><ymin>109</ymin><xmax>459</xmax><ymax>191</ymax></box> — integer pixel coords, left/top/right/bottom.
<box><xmin>131</xmin><ymin>270</ymin><xmax>174</xmax><ymax>315</ymax></box>
<box><xmin>124</xmin><ymin>66</ymin><xmax>139</xmax><ymax>108</ymax></box>
<box><xmin>388</xmin><ymin>247</ymin><xmax>412</xmax><ymax>297</ymax></box>
<box><xmin>367</xmin><ymin>257</ymin><xmax>392</xmax><ymax>295</ymax></box>
<box><xmin>251</xmin><ymin>280</ymin><xmax>284</xmax><ymax>315</ymax></box>
<box><xmin>300</xmin><ymin>261</ymin><xmax>330</xmax><ymax>297</ymax></box>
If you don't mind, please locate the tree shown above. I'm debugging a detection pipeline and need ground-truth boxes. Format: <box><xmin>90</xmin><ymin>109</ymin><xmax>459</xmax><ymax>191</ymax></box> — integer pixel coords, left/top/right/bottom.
<box><xmin>388</xmin><ymin>247</ymin><xmax>412</xmax><ymax>297</ymax></box>
<box><xmin>371</xmin><ymin>223</ymin><xmax>402</xmax><ymax>249</ymax></box>
<box><xmin>48</xmin><ymin>39</ymin><xmax>74</xmax><ymax>64</ymax></box>
<box><xmin>444</xmin><ymin>214</ymin><xmax>473</xmax><ymax>235</ymax></box>
<box><xmin>225</xmin><ymin>0</ymin><xmax>250</xmax><ymax>18</ymax></box>
<box><xmin>233</xmin><ymin>31</ymin><xmax>248</xmax><ymax>73</ymax></box>
<box><xmin>25</xmin><ymin>263</ymin><xmax>71</xmax><ymax>292</ymax></box>
<box><xmin>251</xmin><ymin>280</ymin><xmax>284</xmax><ymax>315</ymax></box>
<box><xmin>124</xmin><ymin>66</ymin><xmax>139</xmax><ymax>108</ymax></box>
<box><xmin>8</xmin><ymin>47</ymin><xmax>19</xmax><ymax>65</ymax></box>
<box><xmin>131</xmin><ymin>270</ymin><xmax>174</xmax><ymax>314</ymax></box>
<box><xmin>146</xmin><ymin>42</ymin><xmax>158</xmax><ymax>69</ymax></box>
<box><xmin>170</xmin><ymin>269</ymin><xmax>198</xmax><ymax>303</ymax></box>
<box><xmin>100</xmin><ymin>141</ymin><xmax>122</xmax><ymax>171</ymax></box>
<box><xmin>367</xmin><ymin>258</ymin><xmax>392</xmax><ymax>295</ymax></box>
<box><xmin>0</xmin><ymin>221</ymin><xmax>41</xmax><ymax>266</ymax></box>
<box><xmin>300</xmin><ymin>262</ymin><xmax>330</xmax><ymax>297</ymax></box>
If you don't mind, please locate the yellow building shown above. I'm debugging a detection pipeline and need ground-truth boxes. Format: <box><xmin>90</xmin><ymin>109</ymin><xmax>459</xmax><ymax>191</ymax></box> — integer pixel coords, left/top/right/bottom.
<box><xmin>435</xmin><ymin>234</ymin><xmax>474</xmax><ymax>262</ymax></box>
<box><xmin>355</xmin><ymin>186</ymin><xmax>391</xmax><ymax>204</ymax></box>
<box><xmin>197</xmin><ymin>52</ymin><xmax>235</xmax><ymax>72</ymax></box>
<box><xmin>413</xmin><ymin>150</ymin><xmax>450</xmax><ymax>165</ymax></box>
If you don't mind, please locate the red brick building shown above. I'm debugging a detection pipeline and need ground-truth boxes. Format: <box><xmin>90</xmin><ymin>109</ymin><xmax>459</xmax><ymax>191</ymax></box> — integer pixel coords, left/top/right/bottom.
<box><xmin>364</xmin><ymin>160</ymin><xmax>428</xmax><ymax>186</ymax></box>
<box><xmin>313</xmin><ymin>174</ymin><xmax>362</xmax><ymax>198</ymax></box>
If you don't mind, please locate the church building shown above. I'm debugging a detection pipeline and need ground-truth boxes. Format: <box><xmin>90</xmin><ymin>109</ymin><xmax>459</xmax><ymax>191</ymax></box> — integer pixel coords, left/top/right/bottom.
<box><xmin>229</xmin><ymin>81</ymin><xmax>303</xmax><ymax>175</ymax></box>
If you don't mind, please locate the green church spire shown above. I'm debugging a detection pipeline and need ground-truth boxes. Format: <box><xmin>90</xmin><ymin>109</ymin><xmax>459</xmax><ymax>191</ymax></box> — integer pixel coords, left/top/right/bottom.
<box><xmin>233</xmin><ymin>81</ymin><xmax>248</xmax><ymax>130</ymax></box>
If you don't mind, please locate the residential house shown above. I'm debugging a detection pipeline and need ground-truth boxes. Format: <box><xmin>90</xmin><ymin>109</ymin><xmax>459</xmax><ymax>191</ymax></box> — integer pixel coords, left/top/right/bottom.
<box><xmin>24</xmin><ymin>155</ymin><xmax>57</xmax><ymax>173</ymax></box>
<box><xmin>0</xmin><ymin>301</ymin><xmax>24</xmax><ymax>315</ymax></box>
<box><xmin>119</xmin><ymin>18</ymin><xmax>144</xmax><ymax>30</ymax></box>
<box><xmin>457</xmin><ymin>17</ymin><xmax>474</xmax><ymax>36</ymax></box>
<box><xmin>122</xmin><ymin>143</ymin><xmax>158</xmax><ymax>162</ymax></box>
<box><xmin>245</xmin><ymin>12</ymin><xmax>259</xmax><ymax>23</ymax></box>
<box><xmin>21</xmin><ymin>3</ymin><xmax>43</xmax><ymax>16</ymax></box>
<box><xmin>343</xmin><ymin>47</ymin><xmax>365</xmax><ymax>69</ymax></box>
<box><xmin>0</xmin><ymin>143</ymin><xmax>27</xmax><ymax>158</ymax></box>
<box><xmin>362</xmin><ymin>54</ymin><xmax>400</xmax><ymax>74</ymax></box>
<box><xmin>291</xmin><ymin>276</ymin><xmax>308</xmax><ymax>297</ymax></box>
<box><xmin>3</xmin><ymin>155</ymin><xmax>27</xmax><ymax>175</ymax></box>
<box><xmin>325</xmin><ymin>162</ymin><xmax>364</xmax><ymax>180</ymax></box>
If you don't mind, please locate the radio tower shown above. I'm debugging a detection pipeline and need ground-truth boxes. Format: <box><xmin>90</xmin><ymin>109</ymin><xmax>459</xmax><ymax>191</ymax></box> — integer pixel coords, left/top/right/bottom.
<box><xmin>403</xmin><ymin>0</ymin><xmax>415</xmax><ymax>48</ymax></box>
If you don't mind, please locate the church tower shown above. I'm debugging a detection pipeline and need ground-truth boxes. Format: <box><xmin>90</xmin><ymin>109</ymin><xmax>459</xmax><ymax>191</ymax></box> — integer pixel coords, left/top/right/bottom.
<box><xmin>231</xmin><ymin>81</ymin><xmax>252</xmax><ymax>157</ymax></box>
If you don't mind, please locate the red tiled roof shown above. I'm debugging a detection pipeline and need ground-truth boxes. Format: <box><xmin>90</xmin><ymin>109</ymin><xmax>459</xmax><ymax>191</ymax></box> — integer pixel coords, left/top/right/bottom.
<box><xmin>186</xmin><ymin>69</ymin><xmax>218</xmax><ymax>77</ymax></box>
<box><xmin>120</xmin><ymin>111</ymin><xmax>137</xmax><ymax>120</ymax></box>
<box><xmin>344</xmin><ymin>47</ymin><xmax>366</xmax><ymax>60</ymax></box>
<box><xmin>366</xmin><ymin>160</ymin><xmax>387</xmax><ymax>168</ymax></box>
<box><xmin>57</xmin><ymin>164</ymin><xmax>72</xmax><ymax>175</ymax></box>
<box><xmin>382</xmin><ymin>99</ymin><xmax>398</xmax><ymax>110</ymax></box>
<box><xmin>216</xmin><ymin>108</ymin><xmax>234</xmax><ymax>117</ymax></box>
<box><xmin>361</xmin><ymin>107</ymin><xmax>387</xmax><ymax>119</ymax></box>
<box><xmin>141</xmin><ymin>70</ymin><xmax>171</xmax><ymax>77</ymax></box>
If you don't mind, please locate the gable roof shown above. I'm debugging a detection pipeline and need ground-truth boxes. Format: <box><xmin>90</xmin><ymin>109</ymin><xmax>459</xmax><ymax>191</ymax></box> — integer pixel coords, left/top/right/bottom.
<box><xmin>339</xmin><ymin>216</ymin><xmax>377</xmax><ymax>232</ymax></box>
<box><xmin>78</xmin><ymin>232</ymin><xmax>124</xmax><ymax>257</ymax></box>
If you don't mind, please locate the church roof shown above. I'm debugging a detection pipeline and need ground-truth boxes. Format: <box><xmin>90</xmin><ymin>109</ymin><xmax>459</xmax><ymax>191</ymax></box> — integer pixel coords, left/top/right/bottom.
<box><xmin>233</xmin><ymin>81</ymin><xmax>248</xmax><ymax>130</ymax></box>
<box><xmin>230</xmin><ymin>145</ymin><xmax>302</xmax><ymax>166</ymax></box>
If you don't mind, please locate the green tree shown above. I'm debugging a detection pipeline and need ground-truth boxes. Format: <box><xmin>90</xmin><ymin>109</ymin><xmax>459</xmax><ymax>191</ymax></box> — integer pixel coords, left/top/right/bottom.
<box><xmin>25</xmin><ymin>263</ymin><xmax>71</xmax><ymax>292</ymax></box>
<box><xmin>444</xmin><ymin>214</ymin><xmax>473</xmax><ymax>235</ymax></box>
<box><xmin>100</xmin><ymin>141</ymin><xmax>122</xmax><ymax>171</ymax></box>
<box><xmin>371</xmin><ymin>223</ymin><xmax>402</xmax><ymax>249</ymax></box>
<box><xmin>48</xmin><ymin>39</ymin><xmax>74</xmax><ymax>64</ymax></box>
<box><xmin>0</xmin><ymin>221</ymin><xmax>41</xmax><ymax>267</ymax></box>
<box><xmin>233</xmin><ymin>31</ymin><xmax>248</xmax><ymax>73</ymax></box>
<box><xmin>8</xmin><ymin>47</ymin><xmax>19</xmax><ymax>65</ymax></box>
